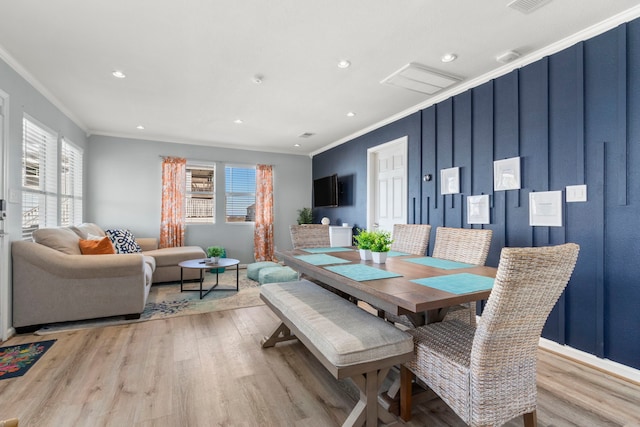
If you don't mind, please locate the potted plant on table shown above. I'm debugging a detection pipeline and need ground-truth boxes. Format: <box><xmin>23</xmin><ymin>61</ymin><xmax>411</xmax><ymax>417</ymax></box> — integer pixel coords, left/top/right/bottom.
<box><xmin>206</xmin><ymin>246</ymin><xmax>225</xmax><ymax>264</ymax></box>
<box><xmin>296</xmin><ymin>207</ymin><xmax>313</xmax><ymax>225</ymax></box>
<box><xmin>354</xmin><ymin>229</ymin><xmax>374</xmax><ymax>261</ymax></box>
<box><xmin>370</xmin><ymin>230</ymin><xmax>393</xmax><ymax>264</ymax></box>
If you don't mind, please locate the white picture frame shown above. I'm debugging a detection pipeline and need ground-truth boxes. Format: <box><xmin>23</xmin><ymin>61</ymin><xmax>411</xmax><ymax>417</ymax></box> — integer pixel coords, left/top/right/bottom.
<box><xmin>440</xmin><ymin>167</ymin><xmax>460</xmax><ymax>195</ymax></box>
<box><xmin>467</xmin><ymin>194</ymin><xmax>490</xmax><ymax>225</ymax></box>
<box><xmin>529</xmin><ymin>191</ymin><xmax>563</xmax><ymax>227</ymax></box>
<box><xmin>494</xmin><ymin>157</ymin><xmax>521</xmax><ymax>191</ymax></box>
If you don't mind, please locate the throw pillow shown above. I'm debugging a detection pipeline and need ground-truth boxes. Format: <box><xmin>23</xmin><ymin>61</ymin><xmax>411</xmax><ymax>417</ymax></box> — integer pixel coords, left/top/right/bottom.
<box><xmin>79</xmin><ymin>236</ymin><xmax>116</xmax><ymax>255</ymax></box>
<box><xmin>105</xmin><ymin>229</ymin><xmax>142</xmax><ymax>254</ymax></box>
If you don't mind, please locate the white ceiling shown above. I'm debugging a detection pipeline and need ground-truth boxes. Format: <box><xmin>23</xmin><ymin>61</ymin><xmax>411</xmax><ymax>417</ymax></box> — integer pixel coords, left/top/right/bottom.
<box><xmin>1</xmin><ymin>1</ymin><xmax>640</xmax><ymax>156</ymax></box>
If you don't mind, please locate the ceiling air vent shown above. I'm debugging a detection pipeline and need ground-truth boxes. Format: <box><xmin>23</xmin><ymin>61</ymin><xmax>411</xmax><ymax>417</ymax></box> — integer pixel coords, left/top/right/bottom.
<box><xmin>507</xmin><ymin>0</ymin><xmax>552</xmax><ymax>14</ymax></box>
<box><xmin>298</xmin><ymin>132</ymin><xmax>315</xmax><ymax>138</ymax></box>
<box><xmin>381</xmin><ymin>63</ymin><xmax>461</xmax><ymax>96</ymax></box>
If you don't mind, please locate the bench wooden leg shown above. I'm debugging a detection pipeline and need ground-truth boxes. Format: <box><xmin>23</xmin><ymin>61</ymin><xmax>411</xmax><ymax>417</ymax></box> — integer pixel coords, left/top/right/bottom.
<box><xmin>523</xmin><ymin>410</ymin><xmax>537</xmax><ymax>427</ymax></box>
<box><xmin>343</xmin><ymin>367</ymin><xmax>397</xmax><ymax>427</ymax></box>
<box><xmin>261</xmin><ymin>322</ymin><xmax>296</xmax><ymax>348</ymax></box>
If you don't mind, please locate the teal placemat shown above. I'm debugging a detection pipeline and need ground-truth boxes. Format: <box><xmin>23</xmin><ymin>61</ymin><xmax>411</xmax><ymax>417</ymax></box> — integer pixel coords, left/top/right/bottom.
<box><xmin>302</xmin><ymin>247</ymin><xmax>353</xmax><ymax>253</ymax></box>
<box><xmin>294</xmin><ymin>254</ymin><xmax>351</xmax><ymax>266</ymax></box>
<box><xmin>411</xmin><ymin>273</ymin><xmax>494</xmax><ymax>294</ymax></box>
<box><xmin>387</xmin><ymin>250</ymin><xmax>410</xmax><ymax>257</ymax></box>
<box><xmin>324</xmin><ymin>264</ymin><xmax>402</xmax><ymax>281</ymax></box>
<box><xmin>403</xmin><ymin>257</ymin><xmax>474</xmax><ymax>270</ymax></box>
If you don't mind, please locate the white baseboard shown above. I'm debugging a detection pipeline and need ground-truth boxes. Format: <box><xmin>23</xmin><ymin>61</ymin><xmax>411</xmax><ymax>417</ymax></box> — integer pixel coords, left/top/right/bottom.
<box><xmin>539</xmin><ymin>338</ymin><xmax>640</xmax><ymax>385</ymax></box>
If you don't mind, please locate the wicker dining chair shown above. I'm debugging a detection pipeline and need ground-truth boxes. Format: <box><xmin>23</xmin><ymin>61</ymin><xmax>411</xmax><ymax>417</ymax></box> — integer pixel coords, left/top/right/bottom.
<box><xmin>390</xmin><ymin>224</ymin><xmax>432</xmax><ymax>255</ymax></box>
<box><xmin>289</xmin><ymin>224</ymin><xmax>330</xmax><ymax>249</ymax></box>
<box><xmin>401</xmin><ymin>243</ymin><xmax>580</xmax><ymax>426</ymax></box>
<box><xmin>432</xmin><ymin>227</ymin><xmax>493</xmax><ymax>325</ymax></box>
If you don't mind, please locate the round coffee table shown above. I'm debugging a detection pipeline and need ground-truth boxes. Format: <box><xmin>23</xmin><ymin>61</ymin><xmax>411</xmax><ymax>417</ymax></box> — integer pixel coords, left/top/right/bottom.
<box><xmin>178</xmin><ymin>258</ymin><xmax>240</xmax><ymax>299</ymax></box>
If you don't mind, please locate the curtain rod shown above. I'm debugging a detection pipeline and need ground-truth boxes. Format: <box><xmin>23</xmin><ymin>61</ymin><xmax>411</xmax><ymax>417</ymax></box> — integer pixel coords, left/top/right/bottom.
<box><xmin>158</xmin><ymin>155</ymin><xmax>263</xmax><ymax>167</ymax></box>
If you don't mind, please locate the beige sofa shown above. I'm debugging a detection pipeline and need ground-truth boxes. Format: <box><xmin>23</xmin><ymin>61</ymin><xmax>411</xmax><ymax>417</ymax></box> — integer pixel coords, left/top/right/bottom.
<box><xmin>12</xmin><ymin>223</ymin><xmax>206</xmax><ymax>332</ymax></box>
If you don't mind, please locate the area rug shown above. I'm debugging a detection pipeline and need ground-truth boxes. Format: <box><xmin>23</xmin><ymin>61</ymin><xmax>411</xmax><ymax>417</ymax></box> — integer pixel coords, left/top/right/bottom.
<box><xmin>35</xmin><ymin>269</ymin><xmax>262</xmax><ymax>335</ymax></box>
<box><xmin>0</xmin><ymin>340</ymin><xmax>56</xmax><ymax>379</ymax></box>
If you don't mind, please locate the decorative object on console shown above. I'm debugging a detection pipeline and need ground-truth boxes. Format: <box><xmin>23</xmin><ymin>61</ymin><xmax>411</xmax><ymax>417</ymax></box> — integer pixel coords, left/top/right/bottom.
<box><xmin>105</xmin><ymin>229</ymin><xmax>142</xmax><ymax>254</ymax></box>
<box><xmin>321</xmin><ymin>217</ymin><xmax>330</xmax><ymax>225</ymax></box>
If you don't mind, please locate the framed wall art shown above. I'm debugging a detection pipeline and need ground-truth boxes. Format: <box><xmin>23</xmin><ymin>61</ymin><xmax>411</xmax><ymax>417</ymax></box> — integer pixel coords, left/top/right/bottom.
<box><xmin>529</xmin><ymin>190</ymin><xmax>562</xmax><ymax>227</ymax></box>
<box><xmin>494</xmin><ymin>157</ymin><xmax>521</xmax><ymax>191</ymax></box>
<box><xmin>440</xmin><ymin>167</ymin><xmax>460</xmax><ymax>195</ymax></box>
<box><xmin>467</xmin><ymin>194</ymin><xmax>490</xmax><ymax>225</ymax></box>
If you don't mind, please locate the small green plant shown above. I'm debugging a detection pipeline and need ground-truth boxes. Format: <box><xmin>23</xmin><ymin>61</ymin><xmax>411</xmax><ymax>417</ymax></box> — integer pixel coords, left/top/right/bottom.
<box><xmin>206</xmin><ymin>246</ymin><xmax>225</xmax><ymax>258</ymax></box>
<box><xmin>354</xmin><ymin>228</ymin><xmax>374</xmax><ymax>250</ymax></box>
<box><xmin>369</xmin><ymin>230</ymin><xmax>393</xmax><ymax>253</ymax></box>
<box><xmin>296</xmin><ymin>207</ymin><xmax>313</xmax><ymax>225</ymax></box>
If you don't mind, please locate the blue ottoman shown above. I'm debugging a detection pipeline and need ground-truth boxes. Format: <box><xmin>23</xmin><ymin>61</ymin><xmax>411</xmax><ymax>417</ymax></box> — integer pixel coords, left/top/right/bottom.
<box><xmin>258</xmin><ymin>266</ymin><xmax>299</xmax><ymax>285</ymax></box>
<box><xmin>247</xmin><ymin>261</ymin><xmax>280</xmax><ymax>281</ymax></box>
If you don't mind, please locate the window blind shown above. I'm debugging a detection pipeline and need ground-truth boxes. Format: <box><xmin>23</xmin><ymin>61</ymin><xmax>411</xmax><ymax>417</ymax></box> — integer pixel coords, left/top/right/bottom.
<box><xmin>225</xmin><ymin>165</ymin><xmax>256</xmax><ymax>222</ymax></box>
<box><xmin>22</xmin><ymin>117</ymin><xmax>58</xmax><ymax>239</ymax></box>
<box><xmin>60</xmin><ymin>138</ymin><xmax>83</xmax><ymax>226</ymax></box>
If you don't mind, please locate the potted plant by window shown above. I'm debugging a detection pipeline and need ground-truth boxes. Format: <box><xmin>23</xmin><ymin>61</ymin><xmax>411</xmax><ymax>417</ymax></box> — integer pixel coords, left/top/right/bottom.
<box><xmin>206</xmin><ymin>246</ymin><xmax>225</xmax><ymax>264</ymax></box>
<box><xmin>296</xmin><ymin>207</ymin><xmax>313</xmax><ymax>225</ymax></box>
<box><xmin>354</xmin><ymin>229</ymin><xmax>374</xmax><ymax>261</ymax></box>
<box><xmin>370</xmin><ymin>230</ymin><xmax>393</xmax><ymax>264</ymax></box>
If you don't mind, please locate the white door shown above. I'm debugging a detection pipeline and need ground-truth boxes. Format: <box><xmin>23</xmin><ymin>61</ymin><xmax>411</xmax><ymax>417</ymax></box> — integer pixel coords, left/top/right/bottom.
<box><xmin>367</xmin><ymin>137</ymin><xmax>408</xmax><ymax>233</ymax></box>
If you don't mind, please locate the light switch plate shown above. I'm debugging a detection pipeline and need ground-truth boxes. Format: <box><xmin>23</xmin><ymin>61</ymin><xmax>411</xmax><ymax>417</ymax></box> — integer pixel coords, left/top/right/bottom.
<box><xmin>566</xmin><ymin>185</ymin><xmax>587</xmax><ymax>202</ymax></box>
<box><xmin>8</xmin><ymin>189</ymin><xmax>20</xmax><ymax>204</ymax></box>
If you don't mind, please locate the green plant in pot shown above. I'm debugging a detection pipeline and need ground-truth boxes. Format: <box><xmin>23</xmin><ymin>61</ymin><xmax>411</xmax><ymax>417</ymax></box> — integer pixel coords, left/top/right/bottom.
<box><xmin>297</xmin><ymin>207</ymin><xmax>313</xmax><ymax>225</ymax></box>
<box><xmin>370</xmin><ymin>230</ymin><xmax>393</xmax><ymax>264</ymax></box>
<box><xmin>206</xmin><ymin>246</ymin><xmax>225</xmax><ymax>264</ymax></box>
<box><xmin>354</xmin><ymin>228</ymin><xmax>374</xmax><ymax>260</ymax></box>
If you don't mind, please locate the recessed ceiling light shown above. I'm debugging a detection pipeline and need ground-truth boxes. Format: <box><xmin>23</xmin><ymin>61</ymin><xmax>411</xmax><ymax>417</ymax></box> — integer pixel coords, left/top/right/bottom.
<box><xmin>337</xmin><ymin>60</ymin><xmax>351</xmax><ymax>69</ymax></box>
<box><xmin>234</xmin><ymin>119</ymin><xmax>243</xmax><ymax>124</ymax></box>
<box><xmin>252</xmin><ymin>75</ymin><xmax>263</xmax><ymax>84</ymax></box>
<box><xmin>112</xmin><ymin>70</ymin><xmax>126</xmax><ymax>79</ymax></box>
<box><xmin>293</xmin><ymin>143</ymin><xmax>301</xmax><ymax>147</ymax></box>
<box><xmin>136</xmin><ymin>125</ymin><xmax>144</xmax><ymax>130</ymax></box>
<box><xmin>441</xmin><ymin>53</ymin><xmax>457</xmax><ymax>63</ymax></box>
<box><xmin>346</xmin><ymin>112</ymin><xmax>356</xmax><ymax>117</ymax></box>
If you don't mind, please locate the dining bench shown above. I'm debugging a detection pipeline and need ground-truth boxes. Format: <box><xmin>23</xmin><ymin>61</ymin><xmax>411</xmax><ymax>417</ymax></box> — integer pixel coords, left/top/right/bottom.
<box><xmin>260</xmin><ymin>279</ymin><xmax>414</xmax><ymax>427</ymax></box>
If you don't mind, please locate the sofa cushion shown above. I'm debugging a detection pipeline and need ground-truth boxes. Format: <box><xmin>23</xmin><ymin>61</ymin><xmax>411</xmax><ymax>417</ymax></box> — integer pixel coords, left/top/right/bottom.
<box><xmin>32</xmin><ymin>227</ymin><xmax>82</xmax><ymax>255</ymax></box>
<box><xmin>79</xmin><ymin>236</ymin><xmax>116</xmax><ymax>255</ymax></box>
<box><xmin>70</xmin><ymin>223</ymin><xmax>106</xmax><ymax>239</ymax></box>
<box><xmin>143</xmin><ymin>246</ymin><xmax>205</xmax><ymax>267</ymax></box>
<box><xmin>106</xmin><ymin>229</ymin><xmax>142</xmax><ymax>254</ymax></box>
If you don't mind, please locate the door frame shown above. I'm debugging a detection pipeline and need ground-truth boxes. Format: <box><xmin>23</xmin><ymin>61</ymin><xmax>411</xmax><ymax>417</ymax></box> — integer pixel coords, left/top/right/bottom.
<box><xmin>0</xmin><ymin>89</ymin><xmax>10</xmax><ymax>341</ymax></box>
<box><xmin>366</xmin><ymin>136</ymin><xmax>408</xmax><ymax>230</ymax></box>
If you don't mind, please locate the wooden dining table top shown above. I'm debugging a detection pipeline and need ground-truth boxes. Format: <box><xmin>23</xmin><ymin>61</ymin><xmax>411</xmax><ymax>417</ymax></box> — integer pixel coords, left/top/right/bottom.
<box><xmin>276</xmin><ymin>248</ymin><xmax>497</xmax><ymax>317</ymax></box>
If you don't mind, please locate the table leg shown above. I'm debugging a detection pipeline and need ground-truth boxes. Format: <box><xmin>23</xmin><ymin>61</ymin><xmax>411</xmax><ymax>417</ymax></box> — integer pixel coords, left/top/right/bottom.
<box><xmin>180</xmin><ymin>267</ymin><xmax>184</xmax><ymax>292</ymax></box>
<box><xmin>236</xmin><ymin>264</ymin><xmax>239</xmax><ymax>291</ymax></box>
<box><xmin>199</xmin><ymin>269</ymin><xmax>204</xmax><ymax>299</ymax></box>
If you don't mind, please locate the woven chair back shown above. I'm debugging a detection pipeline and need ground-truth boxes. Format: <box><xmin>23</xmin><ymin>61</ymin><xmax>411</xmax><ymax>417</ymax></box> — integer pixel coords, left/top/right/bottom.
<box><xmin>432</xmin><ymin>227</ymin><xmax>492</xmax><ymax>265</ymax></box>
<box><xmin>390</xmin><ymin>224</ymin><xmax>432</xmax><ymax>255</ymax></box>
<box><xmin>470</xmin><ymin>243</ymin><xmax>579</xmax><ymax>417</ymax></box>
<box><xmin>289</xmin><ymin>224</ymin><xmax>330</xmax><ymax>249</ymax></box>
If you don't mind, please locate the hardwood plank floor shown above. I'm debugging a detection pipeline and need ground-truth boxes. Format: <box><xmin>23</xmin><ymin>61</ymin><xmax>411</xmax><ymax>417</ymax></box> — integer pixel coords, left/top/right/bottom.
<box><xmin>1</xmin><ymin>305</ymin><xmax>638</xmax><ymax>426</ymax></box>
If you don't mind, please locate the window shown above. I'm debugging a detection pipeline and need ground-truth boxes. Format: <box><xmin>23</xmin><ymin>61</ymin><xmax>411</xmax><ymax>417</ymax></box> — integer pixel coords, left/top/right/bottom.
<box><xmin>225</xmin><ymin>165</ymin><xmax>256</xmax><ymax>222</ymax></box>
<box><xmin>60</xmin><ymin>138</ymin><xmax>83</xmax><ymax>226</ymax></box>
<box><xmin>186</xmin><ymin>163</ymin><xmax>215</xmax><ymax>223</ymax></box>
<box><xmin>22</xmin><ymin>117</ymin><xmax>58</xmax><ymax>239</ymax></box>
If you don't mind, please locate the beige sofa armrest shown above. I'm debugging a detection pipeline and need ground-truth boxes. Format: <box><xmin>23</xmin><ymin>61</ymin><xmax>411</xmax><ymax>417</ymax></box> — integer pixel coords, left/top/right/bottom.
<box><xmin>137</xmin><ymin>237</ymin><xmax>159</xmax><ymax>251</ymax></box>
<box><xmin>12</xmin><ymin>241</ymin><xmax>147</xmax><ymax>279</ymax></box>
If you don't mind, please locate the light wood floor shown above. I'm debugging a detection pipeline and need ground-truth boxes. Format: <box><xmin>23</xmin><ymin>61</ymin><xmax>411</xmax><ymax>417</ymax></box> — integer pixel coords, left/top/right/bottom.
<box><xmin>1</xmin><ymin>305</ymin><xmax>639</xmax><ymax>426</ymax></box>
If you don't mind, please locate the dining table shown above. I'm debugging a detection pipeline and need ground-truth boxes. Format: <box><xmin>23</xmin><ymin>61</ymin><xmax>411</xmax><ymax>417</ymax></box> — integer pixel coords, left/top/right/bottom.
<box><xmin>276</xmin><ymin>246</ymin><xmax>498</xmax><ymax>419</ymax></box>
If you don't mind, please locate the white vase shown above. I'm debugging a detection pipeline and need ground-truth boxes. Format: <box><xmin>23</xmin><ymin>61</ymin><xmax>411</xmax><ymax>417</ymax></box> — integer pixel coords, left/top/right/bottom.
<box><xmin>359</xmin><ymin>249</ymin><xmax>372</xmax><ymax>261</ymax></box>
<box><xmin>210</xmin><ymin>257</ymin><xmax>219</xmax><ymax>264</ymax></box>
<box><xmin>371</xmin><ymin>251</ymin><xmax>387</xmax><ymax>264</ymax></box>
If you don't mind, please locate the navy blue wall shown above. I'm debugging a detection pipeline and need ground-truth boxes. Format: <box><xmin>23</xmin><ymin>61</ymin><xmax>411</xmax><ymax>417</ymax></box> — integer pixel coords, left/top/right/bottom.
<box><xmin>312</xmin><ymin>20</ymin><xmax>640</xmax><ymax>369</ymax></box>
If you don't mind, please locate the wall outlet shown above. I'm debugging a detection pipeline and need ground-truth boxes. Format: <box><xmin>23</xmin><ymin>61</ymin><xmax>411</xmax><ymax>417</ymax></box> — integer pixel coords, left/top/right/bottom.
<box><xmin>566</xmin><ymin>185</ymin><xmax>587</xmax><ymax>202</ymax></box>
<box><xmin>8</xmin><ymin>188</ymin><xmax>20</xmax><ymax>204</ymax></box>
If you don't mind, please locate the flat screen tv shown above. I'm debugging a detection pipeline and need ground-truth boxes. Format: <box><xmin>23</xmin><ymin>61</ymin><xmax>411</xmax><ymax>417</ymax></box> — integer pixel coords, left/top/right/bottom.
<box><xmin>313</xmin><ymin>174</ymin><xmax>338</xmax><ymax>207</ymax></box>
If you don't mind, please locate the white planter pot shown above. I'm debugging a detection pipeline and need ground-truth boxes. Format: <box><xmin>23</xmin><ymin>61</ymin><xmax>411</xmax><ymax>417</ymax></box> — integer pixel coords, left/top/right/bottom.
<box><xmin>359</xmin><ymin>249</ymin><xmax>372</xmax><ymax>261</ymax></box>
<box><xmin>210</xmin><ymin>257</ymin><xmax>219</xmax><ymax>264</ymax></box>
<box><xmin>371</xmin><ymin>251</ymin><xmax>388</xmax><ymax>264</ymax></box>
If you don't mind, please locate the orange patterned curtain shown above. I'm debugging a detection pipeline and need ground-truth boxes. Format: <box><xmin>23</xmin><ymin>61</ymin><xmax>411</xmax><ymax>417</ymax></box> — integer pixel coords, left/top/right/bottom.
<box><xmin>254</xmin><ymin>164</ymin><xmax>275</xmax><ymax>261</ymax></box>
<box><xmin>160</xmin><ymin>157</ymin><xmax>187</xmax><ymax>248</ymax></box>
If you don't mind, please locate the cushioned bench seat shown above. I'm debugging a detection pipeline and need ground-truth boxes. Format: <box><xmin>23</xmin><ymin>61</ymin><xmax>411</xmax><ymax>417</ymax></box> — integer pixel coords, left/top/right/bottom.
<box><xmin>260</xmin><ymin>280</ymin><xmax>413</xmax><ymax>426</ymax></box>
